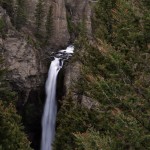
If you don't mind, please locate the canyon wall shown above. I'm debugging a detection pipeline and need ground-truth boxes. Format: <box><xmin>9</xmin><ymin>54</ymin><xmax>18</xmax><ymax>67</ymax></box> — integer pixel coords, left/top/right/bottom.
<box><xmin>1</xmin><ymin>0</ymin><xmax>92</xmax><ymax>100</ymax></box>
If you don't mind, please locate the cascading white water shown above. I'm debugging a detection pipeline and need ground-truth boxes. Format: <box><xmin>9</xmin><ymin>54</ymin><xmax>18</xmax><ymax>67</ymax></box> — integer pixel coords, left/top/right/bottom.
<box><xmin>41</xmin><ymin>46</ymin><xmax>74</xmax><ymax>150</ymax></box>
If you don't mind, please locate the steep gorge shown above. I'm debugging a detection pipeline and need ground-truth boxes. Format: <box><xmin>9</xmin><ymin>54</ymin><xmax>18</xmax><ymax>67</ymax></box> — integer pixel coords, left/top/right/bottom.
<box><xmin>0</xmin><ymin>0</ymin><xmax>150</xmax><ymax>150</ymax></box>
<box><xmin>0</xmin><ymin>0</ymin><xmax>92</xmax><ymax>149</ymax></box>
<box><xmin>0</xmin><ymin>0</ymin><xmax>92</xmax><ymax>100</ymax></box>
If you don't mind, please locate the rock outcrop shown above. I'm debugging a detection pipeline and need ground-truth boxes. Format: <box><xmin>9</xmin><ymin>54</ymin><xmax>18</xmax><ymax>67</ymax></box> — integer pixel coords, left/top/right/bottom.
<box><xmin>0</xmin><ymin>6</ymin><xmax>47</xmax><ymax>98</ymax></box>
<box><xmin>64</xmin><ymin>61</ymin><xmax>81</xmax><ymax>94</ymax></box>
<box><xmin>25</xmin><ymin>0</ymin><xmax>92</xmax><ymax>48</ymax></box>
<box><xmin>0</xmin><ymin>0</ymin><xmax>93</xmax><ymax>100</ymax></box>
<box><xmin>65</xmin><ymin>0</ymin><xmax>92</xmax><ymax>35</ymax></box>
<box><xmin>63</xmin><ymin>0</ymin><xmax>92</xmax><ymax>93</ymax></box>
<box><xmin>25</xmin><ymin>0</ymin><xmax>70</xmax><ymax>48</ymax></box>
<box><xmin>2</xmin><ymin>35</ymin><xmax>46</xmax><ymax>90</ymax></box>
<box><xmin>63</xmin><ymin>0</ymin><xmax>94</xmax><ymax>108</ymax></box>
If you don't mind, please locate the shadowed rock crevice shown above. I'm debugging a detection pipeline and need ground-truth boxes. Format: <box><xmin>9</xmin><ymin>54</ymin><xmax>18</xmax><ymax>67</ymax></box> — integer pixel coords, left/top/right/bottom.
<box><xmin>56</xmin><ymin>69</ymin><xmax>65</xmax><ymax>108</ymax></box>
<box><xmin>22</xmin><ymin>89</ymin><xmax>45</xmax><ymax>150</ymax></box>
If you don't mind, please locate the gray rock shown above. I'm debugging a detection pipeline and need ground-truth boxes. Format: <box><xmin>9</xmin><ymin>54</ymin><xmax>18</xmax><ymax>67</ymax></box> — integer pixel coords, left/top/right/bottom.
<box><xmin>64</xmin><ymin>61</ymin><xmax>81</xmax><ymax>95</ymax></box>
<box><xmin>24</xmin><ymin>0</ymin><xmax>92</xmax><ymax>48</ymax></box>
<box><xmin>0</xmin><ymin>0</ymin><xmax>94</xmax><ymax>104</ymax></box>
<box><xmin>81</xmin><ymin>95</ymin><xmax>99</xmax><ymax>109</ymax></box>
<box><xmin>65</xmin><ymin>0</ymin><xmax>92</xmax><ymax>35</ymax></box>
<box><xmin>25</xmin><ymin>0</ymin><xmax>70</xmax><ymax>48</ymax></box>
<box><xmin>0</xmin><ymin>6</ymin><xmax>47</xmax><ymax>92</ymax></box>
<box><xmin>3</xmin><ymin>36</ymin><xmax>47</xmax><ymax>90</ymax></box>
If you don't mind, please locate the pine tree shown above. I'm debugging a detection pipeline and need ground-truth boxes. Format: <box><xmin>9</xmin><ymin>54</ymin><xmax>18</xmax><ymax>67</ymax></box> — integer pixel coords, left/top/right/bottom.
<box><xmin>0</xmin><ymin>55</ymin><xmax>15</xmax><ymax>103</ymax></box>
<box><xmin>14</xmin><ymin>0</ymin><xmax>27</xmax><ymax>30</ymax></box>
<box><xmin>0</xmin><ymin>18</ymin><xmax>5</xmax><ymax>37</ymax></box>
<box><xmin>54</xmin><ymin>0</ymin><xmax>150</xmax><ymax>149</ymax></box>
<box><xmin>142</xmin><ymin>1</ymin><xmax>150</xmax><ymax>48</ymax></box>
<box><xmin>0</xmin><ymin>0</ymin><xmax>14</xmax><ymax>24</ymax></box>
<box><xmin>0</xmin><ymin>55</ymin><xmax>32</xmax><ymax>149</ymax></box>
<box><xmin>93</xmin><ymin>0</ymin><xmax>116</xmax><ymax>43</ymax></box>
<box><xmin>45</xmin><ymin>5</ymin><xmax>53</xmax><ymax>41</ymax></box>
<box><xmin>0</xmin><ymin>101</ymin><xmax>33</xmax><ymax>150</ymax></box>
<box><xmin>35</xmin><ymin>0</ymin><xmax>44</xmax><ymax>38</ymax></box>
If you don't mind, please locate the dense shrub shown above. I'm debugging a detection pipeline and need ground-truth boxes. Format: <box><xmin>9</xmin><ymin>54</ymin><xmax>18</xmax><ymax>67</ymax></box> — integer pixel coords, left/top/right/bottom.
<box><xmin>54</xmin><ymin>0</ymin><xmax>150</xmax><ymax>149</ymax></box>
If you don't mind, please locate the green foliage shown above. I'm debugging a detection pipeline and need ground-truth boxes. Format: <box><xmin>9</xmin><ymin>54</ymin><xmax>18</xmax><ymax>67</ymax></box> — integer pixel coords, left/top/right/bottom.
<box><xmin>0</xmin><ymin>18</ymin><xmax>4</xmax><ymax>31</ymax></box>
<box><xmin>0</xmin><ymin>0</ymin><xmax>14</xmax><ymax>23</ymax></box>
<box><xmin>35</xmin><ymin>0</ymin><xmax>44</xmax><ymax>38</ymax></box>
<box><xmin>0</xmin><ymin>101</ymin><xmax>32</xmax><ymax>150</ymax></box>
<box><xmin>66</xmin><ymin>6</ymin><xmax>87</xmax><ymax>39</ymax></box>
<box><xmin>45</xmin><ymin>5</ymin><xmax>53</xmax><ymax>41</ymax></box>
<box><xmin>79</xmin><ymin>44</ymin><xmax>150</xmax><ymax>149</ymax></box>
<box><xmin>54</xmin><ymin>96</ymin><xmax>101</xmax><ymax>150</ymax></box>
<box><xmin>0</xmin><ymin>0</ymin><xmax>27</xmax><ymax>29</ymax></box>
<box><xmin>0</xmin><ymin>18</ymin><xmax>5</xmax><ymax>37</ymax></box>
<box><xmin>66</xmin><ymin>14</ymin><xmax>74</xmax><ymax>35</ymax></box>
<box><xmin>93</xmin><ymin>0</ymin><xmax>150</xmax><ymax>51</ymax></box>
<box><xmin>74</xmin><ymin>129</ymin><xmax>112</xmax><ymax>150</ymax></box>
<box><xmin>14</xmin><ymin>0</ymin><xmax>27</xmax><ymax>30</ymax></box>
<box><xmin>0</xmin><ymin>56</ymin><xmax>16</xmax><ymax>104</ymax></box>
<box><xmin>142</xmin><ymin>0</ymin><xmax>150</xmax><ymax>9</ymax></box>
<box><xmin>93</xmin><ymin>0</ymin><xmax>116</xmax><ymax>42</ymax></box>
<box><xmin>143</xmin><ymin>9</ymin><xmax>150</xmax><ymax>45</ymax></box>
<box><xmin>54</xmin><ymin>96</ymin><xmax>87</xmax><ymax>150</ymax></box>
<box><xmin>54</xmin><ymin>0</ymin><xmax>150</xmax><ymax>149</ymax></box>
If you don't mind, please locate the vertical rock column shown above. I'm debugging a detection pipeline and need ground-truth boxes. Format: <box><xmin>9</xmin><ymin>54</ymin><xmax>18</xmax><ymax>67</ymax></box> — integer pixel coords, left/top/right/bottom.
<box><xmin>51</xmin><ymin>0</ymin><xmax>70</xmax><ymax>47</ymax></box>
<box><xmin>65</xmin><ymin>0</ymin><xmax>92</xmax><ymax>36</ymax></box>
<box><xmin>25</xmin><ymin>0</ymin><xmax>70</xmax><ymax>48</ymax></box>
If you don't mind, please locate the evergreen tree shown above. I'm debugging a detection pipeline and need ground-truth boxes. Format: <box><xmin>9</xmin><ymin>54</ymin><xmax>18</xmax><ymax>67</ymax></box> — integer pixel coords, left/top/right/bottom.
<box><xmin>14</xmin><ymin>0</ymin><xmax>27</xmax><ymax>30</ymax></box>
<box><xmin>142</xmin><ymin>1</ymin><xmax>150</xmax><ymax>47</ymax></box>
<box><xmin>0</xmin><ymin>0</ymin><xmax>14</xmax><ymax>24</ymax></box>
<box><xmin>0</xmin><ymin>18</ymin><xmax>5</xmax><ymax>37</ymax></box>
<box><xmin>35</xmin><ymin>0</ymin><xmax>44</xmax><ymax>38</ymax></box>
<box><xmin>0</xmin><ymin>101</ymin><xmax>32</xmax><ymax>150</ymax></box>
<box><xmin>0</xmin><ymin>55</ymin><xmax>15</xmax><ymax>103</ymax></box>
<box><xmin>0</xmin><ymin>55</ymin><xmax>32</xmax><ymax>149</ymax></box>
<box><xmin>93</xmin><ymin>0</ymin><xmax>116</xmax><ymax>43</ymax></box>
<box><xmin>45</xmin><ymin>5</ymin><xmax>53</xmax><ymax>41</ymax></box>
<box><xmin>54</xmin><ymin>0</ymin><xmax>150</xmax><ymax>149</ymax></box>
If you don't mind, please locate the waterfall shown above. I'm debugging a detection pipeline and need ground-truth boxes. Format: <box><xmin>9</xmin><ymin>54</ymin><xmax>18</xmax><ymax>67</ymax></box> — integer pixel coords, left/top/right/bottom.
<box><xmin>41</xmin><ymin>45</ymin><xmax>74</xmax><ymax>150</ymax></box>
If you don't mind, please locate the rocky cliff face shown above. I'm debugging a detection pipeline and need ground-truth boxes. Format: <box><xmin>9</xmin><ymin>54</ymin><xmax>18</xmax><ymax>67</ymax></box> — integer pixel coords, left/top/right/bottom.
<box><xmin>0</xmin><ymin>0</ymin><xmax>93</xmax><ymax>148</ymax></box>
<box><xmin>25</xmin><ymin>0</ymin><xmax>70</xmax><ymax>48</ymax></box>
<box><xmin>2</xmin><ymin>32</ymin><xmax>47</xmax><ymax>91</ymax></box>
<box><xmin>65</xmin><ymin>0</ymin><xmax>92</xmax><ymax>35</ymax></box>
<box><xmin>0</xmin><ymin>6</ymin><xmax>47</xmax><ymax>148</ymax></box>
<box><xmin>0</xmin><ymin>6</ymin><xmax>47</xmax><ymax>105</ymax></box>
<box><xmin>25</xmin><ymin>0</ymin><xmax>91</xmax><ymax>47</ymax></box>
<box><xmin>0</xmin><ymin>0</ymin><xmax>92</xmax><ymax>99</ymax></box>
<box><xmin>63</xmin><ymin>0</ymin><xmax>92</xmax><ymax>94</ymax></box>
